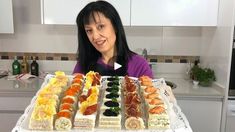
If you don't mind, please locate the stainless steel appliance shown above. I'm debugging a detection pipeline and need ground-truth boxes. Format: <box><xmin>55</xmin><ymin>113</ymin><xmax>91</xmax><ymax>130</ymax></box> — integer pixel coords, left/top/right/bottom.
<box><xmin>226</xmin><ymin>99</ymin><xmax>235</xmax><ymax>132</ymax></box>
<box><xmin>226</xmin><ymin>28</ymin><xmax>235</xmax><ymax>132</ymax></box>
<box><xmin>229</xmin><ymin>38</ymin><xmax>235</xmax><ymax>96</ymax></box>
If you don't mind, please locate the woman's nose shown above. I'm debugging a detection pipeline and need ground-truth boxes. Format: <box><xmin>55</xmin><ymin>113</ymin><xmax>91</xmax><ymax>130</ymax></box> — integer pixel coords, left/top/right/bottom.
<box><xmin>92</xmin><ymin>30</ymin><xmax>100</xmax><ymax>40</ymax></box>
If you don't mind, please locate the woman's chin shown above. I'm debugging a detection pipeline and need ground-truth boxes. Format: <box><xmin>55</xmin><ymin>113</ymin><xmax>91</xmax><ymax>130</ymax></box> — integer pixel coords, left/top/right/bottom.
<box><xmin>96</xmin><ymin>48</ymin><xmax>108</xmax><ymax>53</ymax></box>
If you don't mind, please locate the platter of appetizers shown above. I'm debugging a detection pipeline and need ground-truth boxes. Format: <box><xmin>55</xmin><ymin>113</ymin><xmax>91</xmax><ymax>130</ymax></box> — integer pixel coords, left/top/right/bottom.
<box><xmin>13</xmin><ymin>71</ymin><xmax>192</xmax><ymax>132</ymax></box>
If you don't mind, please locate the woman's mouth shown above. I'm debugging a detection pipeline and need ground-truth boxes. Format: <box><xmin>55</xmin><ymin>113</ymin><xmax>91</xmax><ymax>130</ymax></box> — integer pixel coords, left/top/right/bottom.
<box><xmin>95</xmin><ymin>40</ymin><xmax>106</xmax><ymax>46</ymax></box>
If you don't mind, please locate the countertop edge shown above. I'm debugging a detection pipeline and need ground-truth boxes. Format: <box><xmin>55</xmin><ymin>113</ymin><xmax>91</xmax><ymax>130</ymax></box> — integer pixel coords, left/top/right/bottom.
<box><xmin>175</xmin><ymin>95</ymin><xmax>224</xmax><ymax>101</ymax></box>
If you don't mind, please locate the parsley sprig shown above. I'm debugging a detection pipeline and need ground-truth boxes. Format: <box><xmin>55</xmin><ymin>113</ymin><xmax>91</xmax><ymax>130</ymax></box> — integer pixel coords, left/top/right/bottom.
<box><xmin>110</xmin><ymin>107</ymin><xmax>121</xmax><ymax>114</ymax></box>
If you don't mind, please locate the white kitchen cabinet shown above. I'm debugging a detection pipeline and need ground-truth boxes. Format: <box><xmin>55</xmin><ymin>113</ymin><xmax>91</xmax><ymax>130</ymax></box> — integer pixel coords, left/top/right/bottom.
<box><xmin>131</xmin><ymin>0</ymin><xmax>219</xmax><ymax>26</ymax></box>
<box><xmin>0</xmin><ymin>97</ymin><xmax>32</xmax><ymax>111</ymax></box>
<box><xmin>0</xmin><ymin>97</ymin><xmax>32</xmax><ymax>131</ymax></box>
<box><xmin>177</xmin><ymin>99</ymin><xmax>222</xmax><ymax>132</ymax></box>
<box><xmin>0</xmin><ymin>113</ymin><xmax>23</xmax><ymax>131</ymax></box>
<box><xmin>41</xmin><ymin>0</ymin><xmax>131</xmax><ymax>26</ymax></box>
<box><xmin>0</xmin><ymin>0</ymin><xmax>14</xmax><ymax>33</ymax></box>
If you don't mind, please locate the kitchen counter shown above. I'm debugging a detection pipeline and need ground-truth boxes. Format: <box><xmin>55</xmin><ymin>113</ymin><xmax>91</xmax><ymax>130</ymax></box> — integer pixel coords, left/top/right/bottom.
<box><xmin>0</xmin><ymin>74</ymin><xmax>225</xmax><ymax>100</ymax></box>
<box><xmin>171</xmin><ymin>78</ymin><xmax>224</xmax><ymax>100</ymax></box>
<box><xmin>0</xmin><ymin>77</ymin><xmax>43</xmax><ymax>97</ymax></box>
<box><xmin>157</xmin><ymin>73</ymin><xmax>225</xmax><ymax>101</ymax></box>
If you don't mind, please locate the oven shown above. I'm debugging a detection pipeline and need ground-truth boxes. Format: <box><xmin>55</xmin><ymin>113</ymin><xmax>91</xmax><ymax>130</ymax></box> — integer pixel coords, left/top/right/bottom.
<box><xmin>226</xmin><ymin>28</ymin><xmax>235</xmax><ymax>132</ymax></box>
<box><xmin>229</xmin><ymin>34</ymin><xmax>235</xmax><ymax>96</ymax></box>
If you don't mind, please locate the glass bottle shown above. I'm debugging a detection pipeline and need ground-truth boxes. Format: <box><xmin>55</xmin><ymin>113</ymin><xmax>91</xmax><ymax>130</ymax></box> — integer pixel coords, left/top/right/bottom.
<box><xmin>142</xmin><ymin>48</ymin><xmax>148</xmax><ymax>60</ymax></box>
<box><xmin>12</xmin><ymin>56</ymin><xmax>21</xmax><ymax>75</ymax></box>
<box><xmin>30</xmin><ymin>56</ymin><xmax>39</xmax><ymax>76</ymax></box>
<box><xmin>21</xmin><ymin>56</ymin><xmax>29</xmax><ymax>73</ymax></box>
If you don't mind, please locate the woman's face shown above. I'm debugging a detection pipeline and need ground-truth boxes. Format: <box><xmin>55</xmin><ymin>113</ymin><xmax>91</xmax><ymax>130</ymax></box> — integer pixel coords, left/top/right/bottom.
<box><xmin>84</xmin><ymin>12</ymin><xmax>116</xmax><ymax>56</ymax></box>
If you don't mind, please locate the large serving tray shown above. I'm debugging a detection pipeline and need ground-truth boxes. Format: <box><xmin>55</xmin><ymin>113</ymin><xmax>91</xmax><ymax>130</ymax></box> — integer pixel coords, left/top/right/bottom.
<box><xmin>12</xmin><ymin>74</ymin><xmax>193</xmax><ymax>132</ymax></box>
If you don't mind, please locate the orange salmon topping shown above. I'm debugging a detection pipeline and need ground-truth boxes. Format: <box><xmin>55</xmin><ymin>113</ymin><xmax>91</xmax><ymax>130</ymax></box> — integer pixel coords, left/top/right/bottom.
<box><xmin>149</xmin><ymin>106</ymin><xmax>165</xmax><ymax>114</ymax></box>
<box><xmin>62</xmin><ymin>97</ymin><xmax>75</xmax><ymax>104</ymax></box>
<box><xmin>145</xmin><ymin>93</ymin><xmax>159</xmax><ymax>99</ymax></box>
<box><xmin>74</xmin><ymin>73</ymin><xmax>84</xmax><ymax>80</ymax></box>
<box><xmin>144</xmin><ymin>86</ymin><xmax>157</xmax><ymax>93</ymax></box>
<box><xmin>60</xmin><ymin>103</ymin><xmax>73</xmax><ymax>112</ymax></box>
<box><xmin>148</xmin><ymin>98</ymin><xmax>163</xmax><ymax>105</ymax></box>
<box><xmin>72</xmin><ymin>78</ymin><xmax>83</xmax><ymax>84</ymax></box>
<box><xmin>57</xmin><ymin>111</ymin><xmax>71</xmax><ymax>118</ymax></box>
<box><xmin>65</xmin><ymin>89</ymin><xmax>77</xmax><ymax>96</ymax></box>
<box><xmin>71</xmin><ymin>84</ymin><xmax>81</xmax><ymax>92</ymax></box>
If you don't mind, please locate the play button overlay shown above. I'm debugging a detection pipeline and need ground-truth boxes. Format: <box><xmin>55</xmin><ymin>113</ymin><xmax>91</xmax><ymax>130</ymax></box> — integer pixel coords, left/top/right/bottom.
<box><xmin>114</xmin><ymin>62</ymin><xmax>122</xmax><ymax>70</ymax></box>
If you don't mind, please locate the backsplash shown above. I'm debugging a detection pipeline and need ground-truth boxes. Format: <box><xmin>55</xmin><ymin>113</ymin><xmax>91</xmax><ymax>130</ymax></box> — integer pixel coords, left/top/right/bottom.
<box><xmin>0</xmin><ymin>52</ymin><xmax>199</xmax><ymax>63</ymax></box>
<box><xmin>0</xmin><ymin>52</ymin><xmax>76</xmax><ymax>61</ymax></box>
<box><xmin>148</xmin><ymin>55</ymin><xmax>199</xmax><ymax>63</ymax></box>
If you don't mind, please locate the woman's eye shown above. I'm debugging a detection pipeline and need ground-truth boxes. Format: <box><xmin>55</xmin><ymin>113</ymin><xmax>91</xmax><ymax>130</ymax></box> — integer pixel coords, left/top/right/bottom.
<box><xmin>97</xmin><ymin>24</ymin><xmax>104</xmax><ymax>30</ymax></box>
<box><xmin>85</xmin><ymin>29</ymin><xmax>92</xmax><ymax>34</ymax></box>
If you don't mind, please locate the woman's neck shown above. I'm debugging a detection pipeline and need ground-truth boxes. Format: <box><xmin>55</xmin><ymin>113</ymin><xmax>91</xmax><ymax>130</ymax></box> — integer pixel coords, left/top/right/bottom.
<box><xmin>101</xmin><ymin>50</ymin><xmax>116</xmax><ymax>66</ymax></box>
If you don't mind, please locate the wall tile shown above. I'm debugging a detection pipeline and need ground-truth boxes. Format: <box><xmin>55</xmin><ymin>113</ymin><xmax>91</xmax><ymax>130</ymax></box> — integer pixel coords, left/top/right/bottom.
<box><xmin>0</xmin><ymin>52</ymin><xmax>199</xmax><ymax>64</ymax></box>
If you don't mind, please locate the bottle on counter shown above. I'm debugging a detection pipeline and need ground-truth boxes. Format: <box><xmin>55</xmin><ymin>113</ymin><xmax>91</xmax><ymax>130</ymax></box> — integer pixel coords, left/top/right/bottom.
<box><xmin>30</xmin><ymin>56</ymin><xmax>39</xmax><ymax>76</ymax></box>
<box><xmin>142</xmin><ymin>48</ymin><xmax>148</xmax><ymax>60</ymax></box>
<box><xmin>21</xmin><ymin>56</ymin><xmax>29</xmax><ymax>73</ymax></box>
<box><xmin>189</xmin><ymin>60</ymin><xmax>200</xmax><ymax>80</ymax></box>
<box><xmin>12</xmin><ymin>56</ymin><xmax>21</xmax><ymax>75</ymax></box>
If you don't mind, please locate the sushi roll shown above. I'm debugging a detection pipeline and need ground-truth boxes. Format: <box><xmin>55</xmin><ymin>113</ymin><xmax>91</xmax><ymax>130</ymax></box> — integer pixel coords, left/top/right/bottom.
<box><xmin>55</xmin><ymin>110</ymin><xmax>73</xmax><ymax>131</ymax></box>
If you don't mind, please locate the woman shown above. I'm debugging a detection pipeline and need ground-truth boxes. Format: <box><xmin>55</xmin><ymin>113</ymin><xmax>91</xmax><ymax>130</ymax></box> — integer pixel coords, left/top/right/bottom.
<box><xmin>73</xmin><ymin>0</ymin><xmax>153</xmax><ymax>78</ymax></box>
